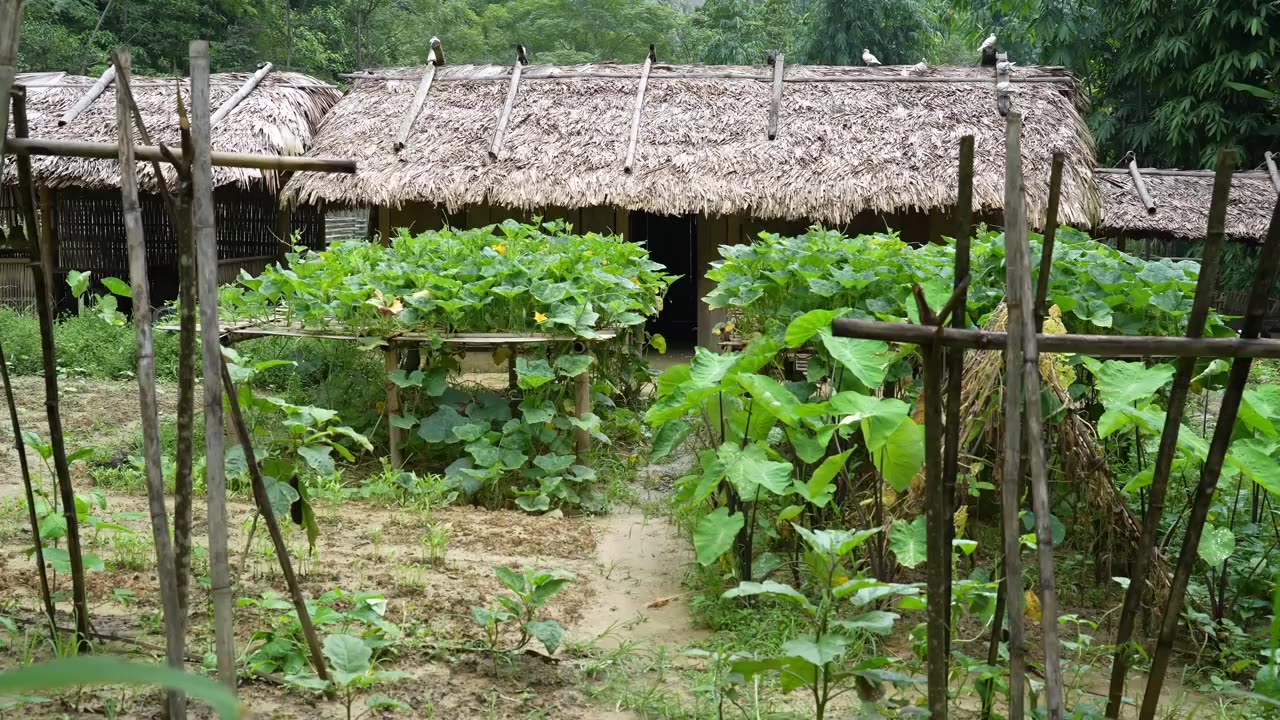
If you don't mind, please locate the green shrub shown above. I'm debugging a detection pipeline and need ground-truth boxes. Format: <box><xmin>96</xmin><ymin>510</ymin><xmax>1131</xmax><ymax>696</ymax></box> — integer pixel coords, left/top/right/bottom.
<box><xmin>0</xmin><ymin>305</ymin><xmax>181</xmax><ymax>381</ymax></box>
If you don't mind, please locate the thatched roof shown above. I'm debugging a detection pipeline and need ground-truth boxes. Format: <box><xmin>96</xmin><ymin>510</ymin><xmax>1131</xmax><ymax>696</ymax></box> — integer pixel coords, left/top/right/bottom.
<box><xmin>1096</xmin><ymin>168</ymin><xmax>1279</xmax><ymax>243</ymax></box>
<box><xmin>281</xmin><ymin>63</ymin><xmax>1099</xmax><ymax>227</ymax></box>
<box><xmin>4</xmin><ymin>70</ymin><xmax>341</xmax><ymax>193</ymax></box>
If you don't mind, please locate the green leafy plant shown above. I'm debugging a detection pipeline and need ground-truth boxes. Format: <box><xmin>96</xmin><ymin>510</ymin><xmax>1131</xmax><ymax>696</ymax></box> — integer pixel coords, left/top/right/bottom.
<box><xmin>285</xmin><ymin>634</ymin><xmax>411</xmax><ymax>720</ymax></box>
<box><xmin>471</xmin><ymin>566</ymin><xmax>574</xmax><ymax>656</ymax></box>
<box><xmin>241</xmin><ymin>589</ymin><xmax>399</xmax><ymax>676</ymax></box>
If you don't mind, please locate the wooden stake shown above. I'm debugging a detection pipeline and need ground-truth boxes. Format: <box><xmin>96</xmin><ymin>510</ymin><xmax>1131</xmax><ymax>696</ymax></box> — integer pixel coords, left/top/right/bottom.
<box><xmin>210</xmin><ymin>62</ymin><xmax>272</xmax><ymax>128</ymax></box>
<box><xmin>942</xmin><ymin>135</ymin><xmax>974</xmax><ymax>660</ymax></box>
<box><xmin>623</xmin><ymin>45</ymin><xmax>655</xmax><ymax>174</ymax></box>
<box><xmin>998</xmin><ymin>111</ymin><xmax>1028</xmax><ymax>720</ymax></box>
<box><xmin>1266</xmin><ymin>151</ymin><xmax>1280</xmax><ymax>195</ymax></box>
<box><xmin>575</xmin><ymin>354</ymin><xmax>591</xmax><ymax>458</ymax></box>
<box><xmin>3</xmin><ymin>136</ymin><xmax>357</xmax><ymax>173</ymax></box>
<box><xmin>221</xmin><ymin>360</ymin><xmax>334</xmax><ymax>690</ymax></box>
<box><xmin>0</xmin><ymin>0</ymin><xmax>23</xmax><ymax>161</ymax></box>
<box><xmin>0</xmin><ymin>337</ymin><xmax>58</xmax><ymax>643</ymax></box>
<box><xmin>114</xmin><ymin>47</ymin><xmax>188</xmax><ymax>720</ymax></box>
<box><xmin>12</xmin><ymin>85</ymin><xmax>93</xmax><ymax>654</ymax></box>
<box><xmin>914</xmin><ymin>286</ymin><xmax>948</xmax><ymax>720</ymax></box>
<box><xmin>1126</xmin><ymin>155</ymin><xmax>1157</xmax><ymax>216</ymax></box>
<box><xmin>395</xmin><ymin>38</ymin><xmax>442</xmax><ymax>153</ymax></box>
<box><xmin>1006</xmin><ymin>112</ymin><xmax>1065</xmax><ymax>720</ymax></box>
<box><xmin>385</xmin><ymin>347</ymin><xmax>402</xmax><ymax>468</ymax></box>
<box><xmin>488</xmin><ymin>45</ymin><xmax>527</xmax><ymax>161</ymax></box>
<box><xmin>767</xmin><ymin>52</ymin><xmax>784</xmax><ymax>140</ymax></box>
<box><xmin>190</xmin><ymin>39</ymin><xmax>237</xmax><ymax>690</ymax></box>
<box><xmin>1105</xmin><ymin>148</ymin><xmax>1236</xmax><ymax>719</ymax></box>
<box><xmin>1139</xmin><ymin>183</ymin><xmax>1280</xmax><ymax>720</ymax></box>
<box><xmin>1034</xmin><ymin>152</ymin><xmax>1065</xmax><ymax>329</ymax></box>
<box><xmin>58</xmin><ymin>65</ymin><xmax>115</xmax><ymax>126</ymax></box>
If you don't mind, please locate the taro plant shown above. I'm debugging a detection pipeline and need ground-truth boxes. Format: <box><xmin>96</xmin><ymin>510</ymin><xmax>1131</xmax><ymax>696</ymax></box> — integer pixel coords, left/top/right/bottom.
<box><xmin>471</xmin><ymin>566</ymin><xmax>574</xmax><ymax>656</ymax></box>
<box><xmin>283</xmin><ymin>634</ymin><xmax>411</xmax><ymax>720</ymax></box>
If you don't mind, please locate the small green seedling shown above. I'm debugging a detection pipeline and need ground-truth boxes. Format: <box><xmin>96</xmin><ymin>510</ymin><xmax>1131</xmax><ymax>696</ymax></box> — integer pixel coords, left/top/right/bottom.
<box><xmin>287</xmin><ymin>634</ymin><xmax>410</xmax><ymax>720</ymax></box>
<box><xmin>471</xmin><ymin>565</ymin><xmax>574</xmax><ymax>656</ymax></box>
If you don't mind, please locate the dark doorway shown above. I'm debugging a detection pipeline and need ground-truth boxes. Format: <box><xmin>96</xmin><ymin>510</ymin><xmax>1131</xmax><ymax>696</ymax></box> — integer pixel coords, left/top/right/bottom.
<box><xmin>631</xmin><ymin>212</ymin><xmax>697</xmax><ymax>347</ymax></box>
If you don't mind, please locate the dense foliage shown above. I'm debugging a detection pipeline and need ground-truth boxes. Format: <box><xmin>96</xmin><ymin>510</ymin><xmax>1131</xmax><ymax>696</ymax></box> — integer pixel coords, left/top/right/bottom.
<box><xmin>705</xmin><ymin>225</ymin><xmax>1232</xmax><ymax>341</ymax></box>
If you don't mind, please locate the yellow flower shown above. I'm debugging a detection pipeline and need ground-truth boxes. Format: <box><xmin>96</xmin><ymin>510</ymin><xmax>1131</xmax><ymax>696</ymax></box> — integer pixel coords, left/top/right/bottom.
<box><xmin>833</xmin><ymin>573</ymin><xmax>850</xmax><ymax>587</ymax></box>
<box><xmin>584</xmin><ymin>250</ymin><xmax>593</xmax><ymax>257</ymax></box>
<box><xmin>533</xmin><ymin>311</ymin><xmax>548</xmax><ymax>324</ymax></box>
<box><xmin>724</xmin><ymin>322</ymin><xmax>736</xmax><ymax>334</ymax></box>
<box><xmin>601</xmin><ymin>259</ymin><xmax>609</xmax><ymax>265</ymax></box>
<box><xmin>493</xmin><ymin>242</ymin><xmax>507</xmax><ymax>256</ymax></box>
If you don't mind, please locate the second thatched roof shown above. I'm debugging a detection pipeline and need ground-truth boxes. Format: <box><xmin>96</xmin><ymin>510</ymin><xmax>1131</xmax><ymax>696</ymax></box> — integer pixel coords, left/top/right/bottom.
<box><xmin>1096</xmin><ymin>168</ymin><xmax>1279</xmax><ymax>243</ymax></box>
<box><xmin>5</xmin><ymin>69</ymin><xmax>341</xmax><ymax>193</ymax></box>
<box><xmin>282</xmin><ymin>62</ymin><xmax>1099</xmax><ymax>227</ymax></box>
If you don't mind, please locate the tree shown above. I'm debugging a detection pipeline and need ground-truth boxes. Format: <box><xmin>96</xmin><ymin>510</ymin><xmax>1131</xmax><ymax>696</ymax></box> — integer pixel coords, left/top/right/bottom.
<box><xmin>478</xmin><ymin>0</ymin><xmax>696</xmax><ymax>65</ymax></box>
<box><xmin>799</xmin><ymin>0</ymin><xmax>934</xmax><ymax>66</ymax></box>
<box><xmin>693</xmin><ymin>0</ymin><xmax>802</xmax><ymax>65</ymax></box>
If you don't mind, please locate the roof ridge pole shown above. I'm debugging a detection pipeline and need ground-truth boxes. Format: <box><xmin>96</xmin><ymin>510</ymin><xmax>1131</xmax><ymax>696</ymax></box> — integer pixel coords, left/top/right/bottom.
<box><xmin>766</xmin><ymin>51</ymin><xmax>784</xmax><ymax>140</ymax></box>
<box><xmin>394</xmin><ymin>36</ymin><xmax>444</xmax><ymax>153</ymax></box>
<box><xmin>488</xmin><ymin>44</ymin><xmax>527</xmax><ymax>161</ymax></box>
<box><xmin>210</xmin><ymin>61</ymin><xmax>273</xmax><ymax>128</ymax></box>
<box><xmin>1125</xmin><ymin>152</ymin><xmax>1158</xmax><ymax>216</ymax></box>
<box><xmin>623</xmin><ymin>44</ymin><xmax>655</xmax><ymax>174</ymax></box>
<box><xmin>58</xmin><ymin>64</ymin><xmax>115</xmax><ymax>126</ymax></box>
<box><xmin>1265</xmin><ymin>151</ymin><xmax>1280</xmax><ymax>194</ymax></box>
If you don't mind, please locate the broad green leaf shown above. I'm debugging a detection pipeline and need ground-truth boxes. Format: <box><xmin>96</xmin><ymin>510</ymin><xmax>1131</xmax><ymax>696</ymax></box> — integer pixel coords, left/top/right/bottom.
<box><xmin>1240</xmin><ymin>390</ymin><xmax>1279</xmax><ymax>439</ymax></box>
<box><xmin>297</xmin><ymin>445</ymin><xmax>335</xmax><ymax>476</ymax></box>
<box><xmin>322</xmin><ymin>634</ymin><xmax>372</xmax><ymax>676</ymax></box>
<box><xmin>1197</xmin><ymin>525</ymin><xmax>1235</xmax><ymax>567</ymax></box>
<box><xmin>734</xmin><ymin>374</ymin><xmax>804</xmax><ymax>426</ymax></box>
<box><xmin>784</xmin><ymin>309</ymin><xmax>842</xmax><ymax>348</ymax></box>
<box><xmin>526</xmin><ymin>620</ymin><xmax>566</xmax><ymax>654</ymax></box>
<box><xmin>366</xmin><ymin>695</ymin><xmax>413</xmax><ymax>711</ymax></box>
<box><xmin>650</xmin><ymin>420</ymin><xmax>692</xmax><ymax>461</ymax></box>
<box><xmin>100</xmin><ymin>276</ymin><xmax>132</xmax><ymax>298</ymax></box>
<box><xmin>830</xmin><ymin>392</ymin><xmax>909</xmax><ymax>452</ymax></box>
<box><xmin>873</xmin><ymin>419</ymin><xmax>924</xmax><ymax>492</ymax></box>
<box><xmin>554</xmin><ymin>354</ymin><xmax>594</xmax><ymax>377</ymax></box>
<box><xmin>0</xmin><ymin>657</ymin><xmax>240</xmax><ymax>719</ymax></box>
<box><xmin>655</xmin><ymin>364</ymin><xmax>691</xmax><ymax>398</ymax></box>
<box><xmin>688</xmin><ymin>347</ymin><xmax>741</xmax><ymax>389</ymax></box>
<box><xmin>519</xmin><ymin>397</ymin><xmax>557</xmax><ymax>425</ymax></box>
<box><xmin>389</xmin><ymin>414</ymin><xmax>418</xmax><ymax>430</ymax></box>
<box><xmin>67</xmin><ymin>270</ymin><xmax>91</xmax><ymax>298</ymax></box>
<box><xmin>723</xmin><ymin>580</ymin><xmax>814</xmax><ymax>609</ymax></box>
<box><xmin>718</xmin><ymin>442</ymin><xmax>794</xmax><ymax>496</ymax></box>
<box><xmin>819</xmin><ymin>333</ymin><xmax>888</xmax><ymax>389</ymax></box>
<box><xmin>694</xmin><ymin>507</ymin><xmax>745</xmax><ymax>566</ymax></box>
<box><xmin>953</xmin><ymin>538</ymin><xmax>978</xmax><ymax>556</ymax></box>
<box><xmin>649</xmin><ymin>334</ymin><xmax>667</xmax><ymax>354</ymax></box>
<box><xmin>494</xmin><ymin>566</ymin><xmax>526</xmax><ymax>593</ymax></box>
<box><xmin>1086</xmin><ymin>359</ymin><xmax>1174</xmax><ymax>407</ymax></box>
<box><xmin>388</xmin><ymin>369</ymin><xmax>424</xmax><ymax>388</ymax></box>
<box><xmin>777</xmin><ymin>505</ymin><xmax>805</xmax><ymax>522</ymax></box>
<box><xmin>515</xmin><ymin>357</ymin><xmax>555</xmax><ymax>389</ymax></box>
<box><xmin>889</xmin><ymin>516</ymin><xmax>927</xmax><ymax>568</ymax></box>
<box><xmin>262</xmin><ymin>476</ymin><xmax>300</xmax><ymax>519</ymax></box>
<box><xmin>834</xmin><ymin>611</ymin><xmax>899</xmax><ymax>636</ymax></box>
<box><xmin>418</xmin><ymin>406</ymin><xmax>467</xmax><ymax>443</ymax></box>
<box><xmin>781</xmin><ymin>634</ymin><xmax>848</xmax><ymax>666</ymax></box>
<box><xmin>804</xmin><ymin>450</ymin><xmax>852</xmax><ymax>503</ymax></box>
<box><xmin>731</xmin><ymin>337</ymin><xmax>785</xmax><ymax>374</ymax></box>
<box><xmin>534</xmin><ymin>454</ymin><xmax>577</xmax><ymax>473</ymax></box>
<box><xmin>786</xmin><ymin>424</ymin><xmax>836</xmax><ymax>464</ymax></box>
<box><xmin>1229</xmin><ymin>439</ymin><xmax>1280</xmax><ymax>495</ymax></box>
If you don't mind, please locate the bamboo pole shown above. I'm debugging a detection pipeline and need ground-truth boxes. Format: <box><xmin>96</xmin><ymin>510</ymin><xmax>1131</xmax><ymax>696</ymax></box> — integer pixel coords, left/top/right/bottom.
<box><xmin>341</xmin><ymin>70</ymin><xmax>1078</xmax><ymax>84</ymax></box>
<box><xmin>0</xmin><ymin>338</ymin><xmax>58</xmax><ymax>643</ymax></box>
<box><xmin>394</xmin><ymin>38</ymin><xmax>442</xmax><ymax>152</ymax></box>
<box><xmin>829</xmin><ymin>319</ymin><xmax>1280</xmax><ymax>359</ymax></box>
<box><xmin>1007</xmin><ymin>112</ymin><xmax>1065</xmax><ymax>720</ymax></box>
<box><xmin>220</xmin><ymin>359</ymin><xmax>334</xmax><ymax>688</ymax></box>
<box><xmin>998</xmin><ymin>111</ymin><xmax>1028</xmax><ymax>720</ymax></box>
<box><xmin>58</xmin><ymin>65</ymin><xmax>115</xmax><ymax>126</ymax></box>
<box><xmin>172</xmin><ymin>96</ymin><xmax>198</xmax><ymax>629</ymax></box>
<box><xmin>12</xmin><ymin>85</ymin><xmax>93</xmax><ymax>653</ymax></box>
<box><xmin>623</xmin><ymin>45</ymin><xmax>655</xmax><ymax>174</ymax></box>
<box><xmin>942</xmin><ymin>135</ymin><xmax>974</xmax><ymax>660</ymax></box>
<box><xmin>767</xmin><ymin>52</ymin><xmax>784</xmax><ymax>140</ymax></box>
<box><xmin>3</xmin><ymin>136</ymin><xmax>357</xmax><ymax>173</ymax></box>
<box><xmin>1266</xmin><ymin>151</ymin><xmax>1280</xmax><ymax>195</ymax></box>
<box><xmin>210</xmin><ymin>62</ymin><xmax>272</xmax><ymax>128</ymax></box>
<box><xmin>575</xmin><ymin>354</ymin><xmax>591</xmax><ymax>458</ymax></box>
<box><xmin>190</xmin><ymin>39</ymin><xmax>237</xmax><ymax>690</ymax></box>
<box><xmin>488</xmin><ymin>45</ymin><xmax>527</xmax><ymax>161</ymax></box>
<box><xmin>385</xmin><ymin>347</ymin><xmax>402</xmax><ymax>468</ymax></box>
<box><xmin>1139</xmin><ymin>194</ymin><xmax>1280</xmax><ymax>720</ymax></box>
<box><xmin>1126</xmin><ymin>156</ymin><xmax>1157</xmax><ymax>216</ymax></box>
<box><xmin>913</xmin><ymin>287</ymin><xmax>948</xmax><ymax>720</ymax></box>
<box><xmin>1105</xmin><ymin>148</ymin><xmax>1236</xmax><ymax>719</ymax></box>
<box><xmin>1034</xmin><ymin>152</ymin><xmax>1065</xmax><ymax>328</ymax></box>
<box><xmin>114</xmin><ymin>47</ymin><xmax>188</xmax><ymax>720</ymax></box>
<box><xmin>0</xmin><ymin>0</ymin><xmax>23</xmax><ymax>161</ymax></box>
<box><xmin>1096</xmin><ymin>167</ymin><xmax>1271</xmax><ymax>179</ymax></box>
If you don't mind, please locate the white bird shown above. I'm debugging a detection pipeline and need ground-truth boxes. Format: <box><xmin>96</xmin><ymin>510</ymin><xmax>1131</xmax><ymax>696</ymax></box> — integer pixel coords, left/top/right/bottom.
<box><xmin>979</xmin><ymin>33</ymin><xmax>997</xmax><ymax>53</ymax></box>
<box><xmin>861</xmin><ymin>48</ymin><xmax>881</xmax><ymax>66</ymax></box>
<box><xmin>911</xmin><ymin>58</ymin><xmax>928</xmax><ymax>75</ymax></box>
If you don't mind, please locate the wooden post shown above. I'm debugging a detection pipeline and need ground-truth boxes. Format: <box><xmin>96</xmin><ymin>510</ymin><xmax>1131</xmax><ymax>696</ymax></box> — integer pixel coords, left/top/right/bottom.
<box><xmin>1105</xmin><ymin>148</ymin><xmax>1236</xmax><ymax>720</ymax></box>
<box><xmin>58</xmin><ymin>65</ymin><xmax>115</xmax><ymax>126</ymax></box>
<box><xmin>190</xmin><ymin>39</ymin><xmax>237</xmax><ymax>691</ymax></box>
<box><xmin>1265</xmin><ymin>151</ymin><xmax>1280</xmax><ymax>195</ymax></box>
<box><xmin>1139</xmin><ymin>175</ymin><xmax>1280</xmax><ymax>720</ymax></box>
<box><xmin>395</xmin><ymin>38</ymin><xmax>442</xmax><ymax>152</ymax></box>
<box><xmin>210</xmin><ymin>62</ymin><xmax>273</xmax><ymax>128</ymax></box>
<box><xmin>1034</xmin><ymin>152</ymin><xmax>1065</xmax><ymax>329</ymax></box>
<box><xmin>507</xmin><ymin>345</ymin><xmax>518</xmax><ymax>393</ymax></box>
<box><xmin>575</xmin><ymin>353</ymin><xmax>591</xmax><ymax>458</ymax></box>
<box><xmin>1006</xmin><ymin>111</ymin><xmax>1065</xmax><ymax>720</ymax></box>
<box><xmin>767</xmin><ymin>52</ymin><xmax>784</xmax><ymax>140</ymax></box>
<box><xmin>385</xmin><ymin>347</ymin><xmax>402</xmax><ymax>468</ymax></box>
<box><xmin>1127</xmin><ymin>155</ymin><xmax>1157</xmax><ymax>216</ymax></box>
<box><xmin>623</xmin><ymin>46</ymin><xmax>655</xmax><ymax>174</ymax></box>
<box><xmin>114</xmin><ymin>48</ymin><xmax>187</xmax><ymax>719</ymax></box>
<box><xmin>914</xmin><ymin>287</ymin><xmax>948</xmax><ymax>720</ymax></box>
<box><xmin>12</xmin><ymin>84</ymin><xmax>93</xmax><ymax>654</ymax></box>
<box><xmin>38</xmin><ymin>187</ymin><xmax>55</xmax><ymax>282</ymax></box>
<box><xmin>998</xmin><ymin>111</ymin><xmax>1028</xmax><ymax>720</ymax></box>
<box><xmin>488</xmin><ymin>45</ymin><xmax>527</xmax><ymax>161</ymax></box>
<box><xmin>378</xmin><ymin>205</ymin><xmax>391</xmax><ymax>245</ymax></box>
<box><xmin>0</xmin><ymin>0</ymin><xmax>23</xmax><ymax>161</ymax></box>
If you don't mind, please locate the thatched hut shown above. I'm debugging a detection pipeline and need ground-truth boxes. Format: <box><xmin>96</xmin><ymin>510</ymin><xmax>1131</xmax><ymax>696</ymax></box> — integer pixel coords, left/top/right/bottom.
<box><xmin>282</xmin><ymin>61</ymin><xmax>1099</xmax><ymax>348</ymax></box>
<box><xmin>1</xmin><ymin>68</ymin><xmax>341</xmax><ymax>309</ymax></box>
<box><xmin>1095</xmin><ymin>167</ymin><xmax>1280</xmax><ymax>328</ymax></box>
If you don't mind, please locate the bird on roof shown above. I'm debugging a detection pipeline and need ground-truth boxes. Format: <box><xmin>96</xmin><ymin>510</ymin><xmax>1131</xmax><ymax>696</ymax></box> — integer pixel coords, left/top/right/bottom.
<box><xmin>980</xmin><ymin>33</ymin><xmax>998</xmax><ymax>66</ymax></box>
<box><xmin>862</xmin><ymin>49</ymin><xmax>881</xmax><ymax>66</ymax></box>
<box><xmin>911</xmin><ymin>58</ymin><xmax>928</xmax><ymax>75</ymax></box>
